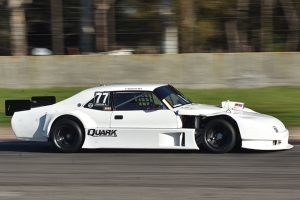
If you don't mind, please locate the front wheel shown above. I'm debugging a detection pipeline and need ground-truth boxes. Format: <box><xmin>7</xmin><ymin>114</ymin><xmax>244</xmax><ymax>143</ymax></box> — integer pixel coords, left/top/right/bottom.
<box><xmin>201</xmin><ymin>119</ymin><xmax>236</xmax><ymax>153</ymax></box>
<box><xmin>50</xmin><ymin>119</ymin><xmax>83</xmax><ymax>153</ymax></box>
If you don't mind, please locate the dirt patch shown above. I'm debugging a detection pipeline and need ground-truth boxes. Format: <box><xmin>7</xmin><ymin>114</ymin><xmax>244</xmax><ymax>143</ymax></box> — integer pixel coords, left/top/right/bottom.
<box><xmin>0</xmin><ymin>127</ymin><xmax>16</xmax><ymax>139</ymax></box>
<box><xmin>1</xmin><ymin>127</ymin><xmax>300</xmax><ymax>139</ymax></box>
<box><xmin>285</xmin><ymin>127</ymin><xmax>300</xmax><ymax>139</ymax></box>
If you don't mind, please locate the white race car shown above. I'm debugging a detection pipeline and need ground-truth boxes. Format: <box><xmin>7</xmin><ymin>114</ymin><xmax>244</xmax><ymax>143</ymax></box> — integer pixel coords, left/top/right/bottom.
<box><xmin>5</xmin><ymin>84</ymin><xmax>293</xmax><ymax>153</ymax></box>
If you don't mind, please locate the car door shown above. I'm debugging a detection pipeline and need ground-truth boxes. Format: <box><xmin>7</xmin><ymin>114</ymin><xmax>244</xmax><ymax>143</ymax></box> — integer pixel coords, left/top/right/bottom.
<box><xmin>83</xmin><ymin>91</ymin><xmax>184</xmax><ymax>149</ymax></box>
<box><xmin>110</xmin><ymin>91</ymin><xmax>178</xmax><ymax>128</ymax></box>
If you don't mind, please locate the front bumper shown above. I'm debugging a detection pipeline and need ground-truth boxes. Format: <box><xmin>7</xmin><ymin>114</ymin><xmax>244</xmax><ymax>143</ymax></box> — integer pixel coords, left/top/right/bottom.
<box><xmin>241</xmin><ymin>129</ymin><xmax>293</xmax><ymax>150</ymax></box>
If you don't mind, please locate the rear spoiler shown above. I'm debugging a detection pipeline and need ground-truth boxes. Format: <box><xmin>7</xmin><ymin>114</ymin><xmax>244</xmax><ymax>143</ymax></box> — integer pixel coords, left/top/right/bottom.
<box><xmin>5</xmin><ymin>96</ymin><xmax>56</xmax><ymax>116</ymax></box>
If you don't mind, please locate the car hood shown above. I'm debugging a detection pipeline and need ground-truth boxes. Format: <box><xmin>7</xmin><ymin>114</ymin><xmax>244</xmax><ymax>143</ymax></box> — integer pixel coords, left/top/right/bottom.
<box><xmin>174</xmin><ymin>103</ymin><xmax>259</xmax><ymax>116</ymax></box>
<box><xmin>174</xmin><ymin>103</ymin><xmax>224</xmax><ymax>116</ymax></box>
<box><xmin>175</xmin><ymin>103</ymin><xmax>279</xmax><ymax>119</ymax></box>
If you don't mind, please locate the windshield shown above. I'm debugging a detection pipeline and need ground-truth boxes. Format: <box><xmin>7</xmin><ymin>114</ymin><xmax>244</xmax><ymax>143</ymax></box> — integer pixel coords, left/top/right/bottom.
<box><xmin>153</xmin><ymin>85</ymin><xmax>192</xmax><ymax>108</ymax></box>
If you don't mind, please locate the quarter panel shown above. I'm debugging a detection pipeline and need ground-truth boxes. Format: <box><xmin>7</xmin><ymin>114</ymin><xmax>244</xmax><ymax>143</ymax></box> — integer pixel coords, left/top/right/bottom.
<box><xmin>11</xmin><ymin>107</ymin><xmax>49</xmax><ymax>141</ymax></box>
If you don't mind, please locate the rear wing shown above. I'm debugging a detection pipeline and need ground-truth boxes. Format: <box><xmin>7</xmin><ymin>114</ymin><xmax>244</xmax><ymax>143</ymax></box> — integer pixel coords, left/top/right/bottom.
<box><xmin>5</xmin><ymin>96</ymin><xmax>56</xmax><ymax>116</ymax></box>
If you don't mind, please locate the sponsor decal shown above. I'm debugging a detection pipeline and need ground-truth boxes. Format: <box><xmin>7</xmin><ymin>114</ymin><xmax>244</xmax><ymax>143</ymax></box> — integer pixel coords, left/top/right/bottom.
<box><xmin>104</xmin><ymin>106</ymin><xmax>112</xmax><ymax>111</ymax></box>
<box><xmin>88</xmin><ymin>129</ymin><xmax>117</xmax><ymax>137</ymax></box>
<box><xmin>94</xmin><ymin>92</ymin><xmax>109</xmax><ymax>105</ymax></box>
<box><xmin>88</xmin><ymin>103</ymin><xmax>94</xmax><ymax>108</ymax></box>
<box><xmin>125</xmin><ymin>88</ymin><xmax>142</xmax><ymax>90</ymax></box>
<box><xmin>234</xmin><ymin>103</ymin><xmax>243</xmax><ymax>108</ymax></box>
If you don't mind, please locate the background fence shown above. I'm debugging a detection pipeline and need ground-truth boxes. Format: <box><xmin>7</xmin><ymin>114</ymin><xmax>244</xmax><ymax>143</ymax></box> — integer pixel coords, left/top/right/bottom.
<box><xmin>0</xmin><ymin>0</ymin><xmax>300</xmax><ymax>56</ymax></box>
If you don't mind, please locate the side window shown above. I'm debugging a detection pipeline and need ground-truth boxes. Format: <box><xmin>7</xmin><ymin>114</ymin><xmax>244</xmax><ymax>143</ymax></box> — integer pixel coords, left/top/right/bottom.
<box><xmin>113</xmin><ymin>92</ymin><xmax>166</xmax><ymax>111</ymax></box>
<box><xmin>165</xmin><ymin>93</ymin><xmax>186</xmax><ymax>108</ymax></box>
<box><xmin>84</xmin><ymin>92</ymin><xmax>111</xmax><ymax>110</ymax></box>
<box><xmin>152</xmin><ymin>94</ymin><xmax>167</xmax><ymax>109</ymax></box>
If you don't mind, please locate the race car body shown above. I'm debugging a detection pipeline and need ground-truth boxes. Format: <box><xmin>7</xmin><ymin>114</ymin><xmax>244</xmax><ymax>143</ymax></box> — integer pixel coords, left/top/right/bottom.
<box><xmin>6</xmin><ymin>84</ymin><xmax>293</xmax><ymax>153</ymax></box>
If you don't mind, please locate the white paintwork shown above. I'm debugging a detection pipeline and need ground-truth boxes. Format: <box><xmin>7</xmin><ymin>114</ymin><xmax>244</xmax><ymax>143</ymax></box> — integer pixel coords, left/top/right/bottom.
<box><xmin>174</xmin><ymin>102</ymin><xmax>292</xmax><ymax>150</ymax></box>
<box><xmin>82</xmin><ymin>129</ymin><xmax>197</xmax><ymax>149</ymax></box>
<box><xmin>176</xmin><ymin>104</ymin><xmax>223</xmax><ymax>116</ymax></box>
<box><xmin>242</xmin><ymin>131</ymin><xmax>293</xmax><ymax>150</ymax></box>
<box><xmin>11</xmin><ymin>106</ymin><xmax>49</xmax><ymax>142</ymax></box>
<box><xmin>110</xmin><ymin>110</ymin><xmax>178</xmax><ymax>128</ymax></box>
<box><xmin>10</xmin><ymin>84</ymin><xmax>293</xmax><ymax>151</ymax></box>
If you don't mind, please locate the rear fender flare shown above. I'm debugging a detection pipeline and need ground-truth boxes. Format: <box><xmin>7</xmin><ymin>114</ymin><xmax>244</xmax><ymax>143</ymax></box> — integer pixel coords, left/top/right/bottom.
<box><xmin>45</xmin><ymin>110</ymin><xmax>97</xmax><ymax>138</ymax></box>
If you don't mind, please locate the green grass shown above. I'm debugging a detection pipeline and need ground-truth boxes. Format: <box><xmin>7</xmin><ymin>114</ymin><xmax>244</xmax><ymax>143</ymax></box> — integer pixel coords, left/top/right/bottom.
<box><xmin>0</xmin><ymin>88</ymin><xmax>85</xmax><ymax>127</ymax></box>
<box><xmin>1</xmin><ymin>87</ymin><xmax>300</xmax><ymax>127</ymax></box>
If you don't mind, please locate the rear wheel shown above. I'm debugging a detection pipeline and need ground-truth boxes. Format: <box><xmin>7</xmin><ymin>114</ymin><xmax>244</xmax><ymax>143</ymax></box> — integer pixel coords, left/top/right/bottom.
<box><xmin>201</xmin><ymin>119</ymin><xmax>236</xmax><ymax>153</ymax></box>
<box><xmin>50</xmin><ymin>119</ymin><xmax>83</xmax><ymax>153</ymax></box>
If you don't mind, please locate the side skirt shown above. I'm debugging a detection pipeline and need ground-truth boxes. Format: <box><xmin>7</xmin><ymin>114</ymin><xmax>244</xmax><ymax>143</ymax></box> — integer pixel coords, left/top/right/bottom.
<box><xmin>82</xmin><ymin>128</ymin><xmax>199</xmax><ymax>150</ymax></box>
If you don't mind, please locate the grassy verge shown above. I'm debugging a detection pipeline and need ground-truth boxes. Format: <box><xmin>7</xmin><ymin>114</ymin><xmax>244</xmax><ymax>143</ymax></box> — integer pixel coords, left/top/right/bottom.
<box><xmin>1</xmin><ymin>87</ymin><xmax>300</xmax><ymax>127</ymax></box>
<box><xmin>0</xmin><ymin>88</ymin><xmax>85</xmax><ymax>127</ymax></box>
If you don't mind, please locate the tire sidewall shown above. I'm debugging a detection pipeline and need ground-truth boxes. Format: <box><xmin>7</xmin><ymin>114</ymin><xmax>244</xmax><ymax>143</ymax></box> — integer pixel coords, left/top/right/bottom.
<box><xmin>50</xmin><ymin>119</ymin><xmax>83</xmax><ymax>153</ymax></box>
<box><xmin>202</xmin><ymin>119</ymin><xmax>236</xmax><ymax>153</ymax></box>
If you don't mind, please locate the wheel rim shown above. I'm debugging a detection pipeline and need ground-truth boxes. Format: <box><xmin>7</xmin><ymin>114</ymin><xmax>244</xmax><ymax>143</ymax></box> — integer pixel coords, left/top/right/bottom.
<box><xmin>54</xmin><ymin>124</ymin><xmax>78</xmax><ymax>150</ymax></box>
<box><xmin>205</xmin><ymin>124</ymin><xmax>232</xmax><ymax>150</ymax></box>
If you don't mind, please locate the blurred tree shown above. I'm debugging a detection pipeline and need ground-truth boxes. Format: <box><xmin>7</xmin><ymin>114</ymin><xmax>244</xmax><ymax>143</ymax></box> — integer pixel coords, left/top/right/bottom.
<box><xmin>160</xmin><ymin>0</ymin><xmax>178</xmax><ymax>54</ymax></box>
<box><xmin>178</xmin><ymin>0</ymin><xmax>241</xmax><ymax>52</ymax></box>
<box><xmin>279</xmin><ymin>0</ymin><xmax>299</xmax><ymax>52</ymax></box>
<box><xmin>224</xmin><ymin>1</ymin><xmax>242</xmax><ymax>52</ymax></box>
<box><xmin>0</xmin><ymin>1</ymin><xmax>10</xmax><ymax>55</ymax></box>
<box><xmin>177</xmin><ymin>0</ymin><xmax>300</xmax><ymax>53</ymax></box>
<box><xmin>177</xmin><ymin>0</ymin><xmax>214</xmax><ymax>52</ymax></box>
<box><xmin>26</xmin><ymin>0</ymin><xmax>52</xmax><ymax>52</ymax></box>
<box><xmin>62</xmin><ymin>0</ymin><xmax>80</xmax><ymax>49</ymax></box>
<box><xmin>94</xmin><ymin>0</ymin><xmax>115</xmax><ymax>52</ymax></box>
<box><xmin>2</xmin><ymin>0</ymin><xmax>300</xmax><ymax>55</ymax></box>
<box><xmin>178</xmin><ymin>0</ymin><xmax>195</xmax><ymax>53</ymax></box>
<box><xmin>51</xmin><ymin>0</ymin><xmax>64</xmax><ymax>54</ymax></box>
<box><xmin>80</xmin><ymin>0</ymin><xmax>94</xmax><ymax>53</ymax></box>
<box><xmin>27</xmin><ymin>0</ymin><xmax>81</xmax><ymax>53</ymax></box>
<box><xmin>237</xmin><ymin>0</ymin><xmax>250</xmax><ymax>51</ymax></box>
<box><xmin>115</xmin><ymin>0</ymin><xmax>163</xmax><ymax>53</ymax></box>
<box><xmin>9</xmin><ymin>0</ymin><xmax>32</xmax><ymax>55</ymax></box>
<box><xmin>261</xmin><ymin>0</ymin><xmax>274</xmax><ymax>52</ymax></box>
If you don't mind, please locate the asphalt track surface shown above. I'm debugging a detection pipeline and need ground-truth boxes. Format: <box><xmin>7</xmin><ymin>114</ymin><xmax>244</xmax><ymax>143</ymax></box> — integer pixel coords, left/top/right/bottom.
<box><xmin>0</xmin><ymin>142</ymin><xmax>299</xmax><ymax>200</ymax></box>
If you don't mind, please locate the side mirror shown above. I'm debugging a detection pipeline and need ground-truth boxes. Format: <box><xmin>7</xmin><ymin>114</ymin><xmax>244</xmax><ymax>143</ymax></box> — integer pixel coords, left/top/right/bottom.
<box><xmin>154</xmin><ymin>104</ymin><xmax>163</xmax><ymax>110</ymax></box>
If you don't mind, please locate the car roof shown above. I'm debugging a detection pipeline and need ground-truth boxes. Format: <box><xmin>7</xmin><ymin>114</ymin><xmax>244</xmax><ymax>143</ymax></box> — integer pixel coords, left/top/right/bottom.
<box><xmin>84</xmin><ymin>84</ymin><xmax>167</xmax><ymax>92</ymax></box>
<box><xmin>59</xmin><ymin>84</ymin><xmax>168</xmax><ymax>105</ymax></box>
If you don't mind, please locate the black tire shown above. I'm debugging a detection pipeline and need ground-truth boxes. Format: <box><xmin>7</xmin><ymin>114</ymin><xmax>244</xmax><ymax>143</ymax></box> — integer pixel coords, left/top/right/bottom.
<box><xmin>50</xmin><ymin>119</ymin><xmax>83</xmax><ymax>153</ymax></box>
<box><xmin>201</xmin><ymin>119</ymin><xmax>236</xmax><ymax>153</ymax></box>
